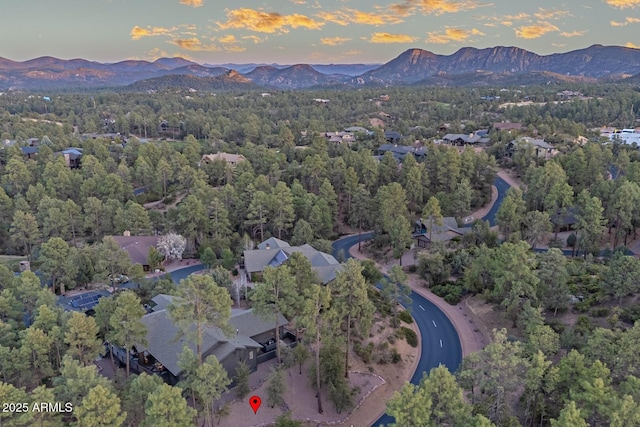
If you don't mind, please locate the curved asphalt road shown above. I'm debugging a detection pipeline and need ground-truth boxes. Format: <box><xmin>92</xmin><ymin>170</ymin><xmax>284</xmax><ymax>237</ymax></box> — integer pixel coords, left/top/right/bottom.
<box><xmin>333</xmin><ymin>175</ymin><xmax>508</xmax><ymax>426</ymax></box>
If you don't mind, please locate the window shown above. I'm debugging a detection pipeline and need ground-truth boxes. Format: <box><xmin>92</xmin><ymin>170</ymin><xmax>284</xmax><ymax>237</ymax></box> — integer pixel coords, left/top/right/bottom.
<box><xmin>249</xmin><ymin>351</ymin><xmax>253</xmax><ymax>360</ymax></box>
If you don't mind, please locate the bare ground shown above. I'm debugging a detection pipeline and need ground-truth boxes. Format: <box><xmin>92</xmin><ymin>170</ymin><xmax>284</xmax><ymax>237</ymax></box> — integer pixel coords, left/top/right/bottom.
<box><xmin>215</xmin><ymin>319</ymin><xmax>419</xmax><ymax>427</ymax></box>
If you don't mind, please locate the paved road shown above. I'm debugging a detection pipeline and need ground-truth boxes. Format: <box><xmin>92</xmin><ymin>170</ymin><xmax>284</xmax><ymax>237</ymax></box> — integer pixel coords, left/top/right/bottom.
<box><xmin>480</xmin><ymin>176</ymin><xmax>510</xmax><ymax>227</ymax></box>
<box><xmin>335</xmin><ymin>176</ymin><xmax>509</xmax><ymax>426</ymax></box>
<box><xmin>169</xmin><ymin>264</ymin><xmax>206</xmax><ymax>283</ymax></box>
<box><xmin>332</xmin><ymin>233</ymin><xmax>462</xmax><ymax>427</ymax></box>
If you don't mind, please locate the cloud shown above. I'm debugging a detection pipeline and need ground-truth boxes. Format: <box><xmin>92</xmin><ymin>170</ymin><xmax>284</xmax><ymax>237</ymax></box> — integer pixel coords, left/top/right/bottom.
<box><xmin>627</xmin><ymin>42</ymin><xmax>640</xmax><ymax>48</ymax></box>
<box><xmin>180</xmin><ymin>0</ymin><xmax>203</xmax><ymax>6</ymax></box>
<box><xmin>320</xmin><ymin>36</ymin><xmax>351</xmax><ymax>46</ymax></box>
<box><xmin>130</xmin><ymin>26</ymin><xmax>174</xmax><ymax>40</ymax></box>
<box><xmin>217</xmin><ymin>8</ymin><xmax>323</xmax><ymax>33</ymax></box>
<box><xmin>560</xmin><ymin>30</ymin><xmax>586</xmax><ymax>37</ymax></box>
<box><xmin>605</xmin><ymin>0</ymin><xmax>640</xmax><ymax>8</ymax></box>
<box><xmin>515</xmin><ymin>22</ymin><xmax>559</xmax><ymax>39</ymax></box>
<box><xmin>367</xmin><ymin>32</ymin><xmax>419</xmax><ymax>43</ymax></box>
<box><xmin>317</xmin><ymin>9</ymin><xmax>404</xmax><ymax>26</ymax></box>
<box><xmin>610</xmin><ymin>17</ymin><xmax>640</xmax><ymax>26</ymax></box>
<box><xmin>426</xmin><ymin>27</ymin><xmax>484</xmax><ymax>43</ymax></box>
<box><xmin>224</xmin><ymin>45</ymin><xmax>247</xmax><ymax>52</ymax></box>
<box><xmin>343</xmin><ymin>50</ymin><xmax>364</xmax><ymax>56</ymax></box>
<box><xmin>534</xmin><ymin>8</ymin><xmax>571</xmax><ymax>20</ymax></box>
<box><xmin>169</xmin><ymin>37</ymin><xmax>220</xmax><ymax>51</ymax></box>
<box><xmin>290</xmin><ymin>0</ymin><xmax>306</xmax><ymax>3</ymax></box>
<box><xmin>242</xmin><ymin>35</ymin><xmax>266</xmax><ymax>43</ymax></box>
<box><xmin>389</xmin><ymin>0</ymin><xmax>485</xmax><ymax>16</ymax></box>
<box><xmin>218</xmin><ymin>34</ymin><xmax>238</xmax><ymax>44</ymax></box>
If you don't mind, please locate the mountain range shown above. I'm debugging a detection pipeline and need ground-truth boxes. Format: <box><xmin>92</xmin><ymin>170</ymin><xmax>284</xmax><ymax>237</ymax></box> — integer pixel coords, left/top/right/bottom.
<box><xmin>1</xmin><ymin>45</ymin><xmax>640</xmax><ymax>91</ymax></box>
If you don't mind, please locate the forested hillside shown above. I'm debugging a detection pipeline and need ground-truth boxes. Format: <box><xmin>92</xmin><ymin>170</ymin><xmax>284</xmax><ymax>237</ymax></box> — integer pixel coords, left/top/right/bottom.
<box><xmin>1</xmin><ymin>84</ymin><xmax>640</xmax><ymax>426</ymax></box>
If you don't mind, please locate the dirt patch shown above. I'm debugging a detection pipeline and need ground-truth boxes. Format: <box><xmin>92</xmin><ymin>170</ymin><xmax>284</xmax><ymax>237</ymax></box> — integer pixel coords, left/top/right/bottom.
<box><xmin>497</xmin><ymin>168</ymin><xmax>522</xmax><ymax>190</ymax></box>
<box><xmin>215</xmin><ymin>320</ymin><xmax>418</xmax><ymax>427</ymax></box>
<box><xmin>143</xmin><ymin>191</ymin><xmax>188</xmax><ymax>213</ymax></box>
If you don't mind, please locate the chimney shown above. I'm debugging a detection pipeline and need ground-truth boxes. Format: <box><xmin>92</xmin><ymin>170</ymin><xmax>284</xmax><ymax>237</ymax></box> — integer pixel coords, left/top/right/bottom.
<box><xmin>266</xmin><ymin>243</ymin><xmax>270</xmax><ymax>250</ymax></box>
<box><xmin>123</xmin><ymin>230</ymin><xmax>131</xmax><ymax>237</ymax></box>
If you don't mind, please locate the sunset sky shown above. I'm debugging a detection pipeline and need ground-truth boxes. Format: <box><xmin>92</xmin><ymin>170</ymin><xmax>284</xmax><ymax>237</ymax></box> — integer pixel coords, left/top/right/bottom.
<box><xmin>3</xmin><ymin>0</ymin><xmax>640</xmax><ymax>64</ymax></box>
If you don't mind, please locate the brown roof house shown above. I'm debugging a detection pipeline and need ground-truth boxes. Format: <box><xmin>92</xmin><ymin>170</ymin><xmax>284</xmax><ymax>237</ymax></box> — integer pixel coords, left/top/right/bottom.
<box><xmin>111</xmin><ymin>294</ymin><xmax>290</xmax><ymax>385</ymax></box>
<box><xmin>110</xmin><ymin>233</ymin><xmax>160</xmax><ymax>271</ymax></box>
<box><xmin>199</xmin><ymin>152</ymin><xmax>247</xmax><ymax>167</ymax></box>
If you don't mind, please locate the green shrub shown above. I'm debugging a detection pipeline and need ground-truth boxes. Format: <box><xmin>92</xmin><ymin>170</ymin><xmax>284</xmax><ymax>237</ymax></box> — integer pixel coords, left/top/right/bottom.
<box><xmin>400</xmin><ymin>327</ymin><xmax>418</xmax><ymax>347</ymax></box>
<box><xmin>431</xmin><ymin>283</ymin><xmax>463</xmax><ymax>305</ymax></box>
<box><xmin>590</xmin><ymin>307</ymin><xmax>610</xmax><ymax>318</ymax></box>
<box><xmin>398</xmin><ymin>310</ymin><xmax>413</xmax><ymax>324</ymax></box>
<box><xmin>354</xmin><ymin>342</ymin><xmax>374</xmax><ymax>363</ymax></box>
<box><xmin>391</xmin><ymin>349</ymin><xmax>402</xmax><ymax>364</ymax></box>
<box><xmin>621</xmin><ymin>304</ymin><xmax>640</xmax><ymax>324</ymax></box>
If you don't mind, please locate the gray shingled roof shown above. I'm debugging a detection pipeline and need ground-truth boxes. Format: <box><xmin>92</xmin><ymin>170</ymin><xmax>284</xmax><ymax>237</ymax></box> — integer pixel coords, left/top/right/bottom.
<box><xmin>136</xmin><ymin>308</ymin><xmax>260</xmax><ymax>377</ymax></box>
<box><xmin>243</xmin><ymin>240</ymin><xmax>342</xmax><ymax>284</ymax></box>
<box><xmin>513</xmin><ymin>136</ymin><xmax>553</xmax><ymax>150</ymax></box>
<box><xmin>150</xmin><ymin>294</ymin><xmax>176</xmax><ymax>312</ymax></box>
<box><xmin>230</xmin><ymin>308</ymin><xmax>288</xmax><ymax>339</ymax></box>
<box><xmin>257</xmin><ymin>237</ymin><xmax>290</xmax><ymax>250</ymax></box>
<box><xmin>414</xmin><ymin>216</ymin><xmax>470</xmax><ymax>243</ymax></box>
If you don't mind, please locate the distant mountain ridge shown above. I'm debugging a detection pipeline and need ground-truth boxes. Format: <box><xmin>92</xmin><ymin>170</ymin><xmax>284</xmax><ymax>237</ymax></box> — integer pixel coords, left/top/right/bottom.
<box><xmin>1</xmin><ymin>45</ymin><xmax>640</xmax><ymax>91</ymax></box>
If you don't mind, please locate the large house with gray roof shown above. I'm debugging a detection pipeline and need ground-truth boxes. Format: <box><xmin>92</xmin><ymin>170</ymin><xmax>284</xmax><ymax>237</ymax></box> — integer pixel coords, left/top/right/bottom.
<box><xmin>111</xmin><ymin>294</ymin><xmax>289</xmax><ymax>385</ymax></box>
<box><xmin>413</xmin><ymin>216</ymin><xmax>471</xmax><ymax>248</ymax></box>
<box><xmin>243</xmin><ymin>238</ymin><xmax>342</xmax><ymax>284</ymax></box>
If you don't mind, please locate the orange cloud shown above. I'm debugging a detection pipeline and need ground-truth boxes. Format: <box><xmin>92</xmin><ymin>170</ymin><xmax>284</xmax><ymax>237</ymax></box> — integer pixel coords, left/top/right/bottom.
<box><xmin>560</xmin><ymin>30</ymin><xmax>586</xmax><ymax>37</ymax></box>
<box><xmin>317</xmin><ymin>9</ymin><xmax>404</xmax><ymax>26</ymax></box>
<box><xmin>534</xmin><ymin>8</ymin><xmax>570</xmax><ymax>20</ymax></box>
<box><xmin>170</xmin><ymin>37</ymin><xmax>219</xmax><ymax>51</ymax></box>
<box><xmin>320</xmin><ymin>37</ymin><xmax>351</xmax><ymax>46</ymax></box>
<box><xmin>426</xmin><ymin>27</ymin><xmax>484</xmax><ymax>43</ymax></box>
<box><xmin>218</xmin><ymin>34</ymin><xmax>238</xmax><ymax>44</ymax></box>
<box><xmin>610</xmin><ymin>17</ymin><xmax>640</xmax><ymax>26</ymax></box>
<box><xmin>367</xmin><ymin>32</ymin><xmax>419</xmax><ymax>43</ymax></box>
<box><xmin>224</xmin><ymin>45</ymin><xmax>246</xmax><ymax>52</ymax></box>
<box><xmin>217</xmin><ymin>8</ymin><xmax>323</xmax><ymax>33</ymax></box>
<box><xmin>130</xmin><ymin>26</ymin><xmax>174</xmax><ymax>40</ymax></box>
<box><xmin>515</xmin><ymin>22</ymin><xmax>559</xmax><ymax>39</ymax></box>
<box><xmin>242</xmin><ymin>35</ymin><xmax>266</xmax><ymax>44</ymax></box>
<box><xmin>180</xmin><ymin>0</ymin><xmax>203</xmax><ymax>6</ymax></box>
<box><xmin>605</xmin><ymin>0</ymin><xmax>640</xmax><ymax>8</ymax></box>
<box><xmin>419</xmin><ymin>0</ymin><xmax>483</xmax><ymax>14</ymax></box>
<box><xmin>627</xmin><ymin>42</ymin><xmax>640</xmax><ymax>48</ymax></box>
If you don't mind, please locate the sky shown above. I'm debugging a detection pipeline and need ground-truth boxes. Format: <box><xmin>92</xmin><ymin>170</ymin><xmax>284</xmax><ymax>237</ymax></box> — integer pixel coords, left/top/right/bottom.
<box><xmin>2</xmin><ymin>0</ymin><xmax>640</xmax><ymax>64</ymax></box>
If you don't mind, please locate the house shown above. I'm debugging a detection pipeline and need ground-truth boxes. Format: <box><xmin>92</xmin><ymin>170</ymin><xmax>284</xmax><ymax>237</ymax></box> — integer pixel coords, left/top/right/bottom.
<box><xmin>117</xmin><ymin>294</ymin><xmax>290</xmax><ymax>385</ymax></box>
<box><xmin>413</xmin><ymin>217</ymin><xmax>471</xmax><ymax>248</ymax></box>
<box><xmin>507</xmin><ymin>137</ymin><xmax>555</xmax><ymax>159</ymax></box>
<box><xmin>376</xmin><ymin>143</ymin><xmax>427</xmax><ymax>162</ymax></box>
<box><xmin>325</xmin><ymin>131</ymin><xmax>356</xmax><ymax>144</ymax></box>
<box><xmin>442</xmin><ymin>133</ymin><xmax>489</xmax><ymax>145</ymax></box>
<box><xmin>57</xmin><ymin>290</ymin><xmax>111</xmax><ymax>313</ymax></box>
<box><xmin>492</xmin><ymin>122</ymin><xmax>524</xmax><ymax>132</ymax></box>
<box><xmin>110</xmin><ymin>234</ymin><xmax>160</xmax><ymax>271</ymax></box>
<box><xmin>550</xmin><ymin>206</ymin><xmax>579</xmax><ymax>232</ymax></box>
<box><xmin>384</xmin><ymin>130</ymin><xmax>402</xmax><ymax>144</ymax></box>
<box><xmin>57</xmin><ymin>147</ymin><xmax>83</xmax><ymax>169</ymax></box>
<box><xmin>20</xmin><ymin>146</ymin><xmax>38</xmax><ymax>160</ymax></box>
<box><xmin>608</xmin><ymin>129</ymin><xmax>640</xmax><ymax>146</ymax></box>
<box><xmin>344</xmin><ymin>126</ymin><xmax>373</xmax><ymax>136</ymax></box>
<box><xmin>243</xmin><ymin>238</ymin><xmax>342</xmax><ymax>284</ymax></box>
<box><xmin>200</xmin><ymin>152</ymin><xmax>247</xmax><ymax>167</ymax></box>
